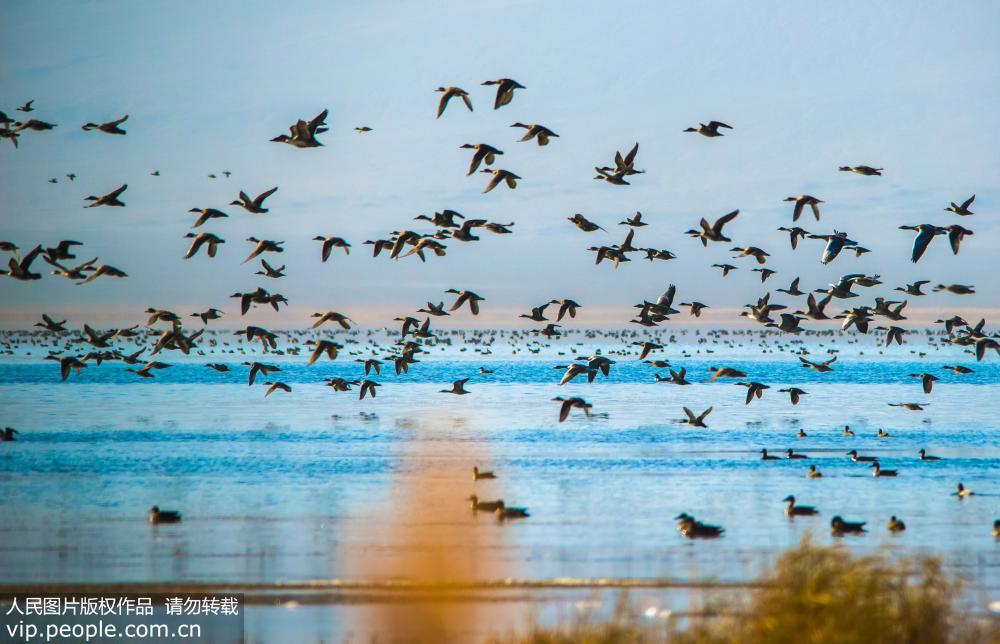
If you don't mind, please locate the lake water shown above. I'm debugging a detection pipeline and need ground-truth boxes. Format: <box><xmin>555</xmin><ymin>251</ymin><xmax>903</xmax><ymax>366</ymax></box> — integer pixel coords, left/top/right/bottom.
<box><xmin>1</xmin><ymin>333</ymin><xmax>997</xmax><ymax>640</ymax></box>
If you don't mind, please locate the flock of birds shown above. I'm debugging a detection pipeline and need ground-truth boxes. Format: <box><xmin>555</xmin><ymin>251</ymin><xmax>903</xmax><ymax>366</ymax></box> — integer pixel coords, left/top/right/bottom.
<box><xmin>2</xmin><ymin>82</ymin><xmax>997</xmax><ymax>538</ymax></box>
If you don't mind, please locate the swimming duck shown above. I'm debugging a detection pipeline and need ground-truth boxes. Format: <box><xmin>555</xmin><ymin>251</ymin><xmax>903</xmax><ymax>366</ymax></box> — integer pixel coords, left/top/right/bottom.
<box><xmin>230</xmin><ymin>187</ymin><xmax>278</xmax><ymax>214</ymax></box>
<box><xmin>84</xmin><ymin>184</ymin><xmax>127</xmax><ymax>208</ymax></box>
<box><xmin>553</xmin><ymin>396</ymin><xmax>592</xmax><ymax>422</ymax></box>
<box><xmin>675</xmin><ymin>513</ymin><xmax>725</xmax><ymax>538</ymax></box>
<box><xmin>887</xmin><ymin>516</ymin><xmax>906</xmax><ymax>533</ymax></box>
<box><xmin>994</xmin><ymin>520</ymin><xmax>999</xmax><ymax>538</ymax></box>
<box><xmin>842</xmin><ymin>426</ymin><xmax>855</xmax><ymax>437</ymax></box>
<box><xmin>435</xmin><ymin>86</ymin><xmax>473</xmax><ymax>117</ymax></box>
<box><xmin>952</xmin><ymin>483</ymin><xmax>973</xmax><ymax>498</ymax></box>
<box><xmin>918</xmin><ymin>449</ymin><xmax>941</xmax><ymax>461</ymax></box>
<box><xmin>831</xmin><ymin>516</ymin><xmax>866</xmax><ymax>535</ymax></box>
<box><xmin>783</xmin><ymin>495</ymin><xmax>818</xmax><ymax>516</ymax></box>
<box><xmin>839</xmin><ymin>165</ymin><xmax>882</xmax><ymax>176</ymax></box>
<box><xmin>1</xmin><ymin>427</ymin><xmax>18</xmax><ymax>442</ymax></box>
<box><xmin>684</xmin><ymin>121</ymin><xmax>732</xmax><ymax>137</ymax></box>
<box><xmin>482</xmin><ymin>78</ymin><xmax>525</xmax><ymax>109</ymax></box>
<box><xmin>806</xmin><ymin>465</ymin><xmax>823</xmax><ymax>479</ymax></box>
<box><xmin>760</xmin><ymin>449</ymin><xmax>780</xmax><ymax>461</ymax></box>
<box><xmin>795</xmin><ymin>428</ymin><xmax>807</xmax><ymax>438</ymax></box>
<box><xmin>871</xmin><ymin>462</ymin><xmax>897</xmax><ymax>477</ymax></box>
<box><xmin>786</xmin><ymin>449</ymin><xmax>808</xmax><ymax>460</ymax></box>
<box><xmin>511</xmin><ymin>122</ymin><xmax>558</xmax><ymax>145</ymax></box>
<box><xmin>467</xmin><ymin>495</ymin><xmax>502</xmax><ymax>512</ymax></box>
<box><xmin>495</xmin><ymin>500</ymin><xmax>530</xmax><ymax>519</ymax></box>
<box><xmin>82</xmin><ymin>114</ymin><xmax>128</xmax><ymax>135</ymax></box>
<box><xmin>473</xmin><ymin>466</ymin><xmax>496</xmax><ymax>481</ymax></box>
<box><xmin>847</xmin><ymin>450</ymin><xmax>876</xmax><ymax>462</ymax></box>
<box><xmin>875</xmin><ymin>428</ymin><xmax>890</xmax><ymax>439</ymax></box>
<box><xmin>148</xmin><ymin>506</ymin><xmax>181</xmax><ymax>524</ymax></box>
<box><xmin>673</xmin><ymin>406</ymin><xmax>710</xmax><ymax>428</ymax></box>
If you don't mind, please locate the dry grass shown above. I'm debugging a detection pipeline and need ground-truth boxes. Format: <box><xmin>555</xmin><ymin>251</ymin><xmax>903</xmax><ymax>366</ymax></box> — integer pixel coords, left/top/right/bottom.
<box><xmin>492</xmin><ymin>538</ymin><xmax>998</xmax><ymax>644</ymax></box>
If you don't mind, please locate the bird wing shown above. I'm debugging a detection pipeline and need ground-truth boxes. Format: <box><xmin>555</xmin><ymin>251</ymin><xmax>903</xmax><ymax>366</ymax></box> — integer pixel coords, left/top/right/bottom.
<box><xmin>713</xmin><ymin>210</ymin><xmax>739</xmax><ymax>234</ymax></box>
<box><xmin>254</xmin><ymin>186</ymin><xmax>278</xmax><ymax>207</ymax></box>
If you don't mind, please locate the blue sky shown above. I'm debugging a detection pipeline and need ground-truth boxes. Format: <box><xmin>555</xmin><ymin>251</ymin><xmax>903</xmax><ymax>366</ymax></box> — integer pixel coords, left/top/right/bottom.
<box><xmin>2</xmin><ymin>1</ymin><xmax>998</xmax><ymax>327</ymax></box>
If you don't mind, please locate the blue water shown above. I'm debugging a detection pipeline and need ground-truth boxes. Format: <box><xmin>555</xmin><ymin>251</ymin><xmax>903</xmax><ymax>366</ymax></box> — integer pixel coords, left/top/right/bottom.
<box><xmin>1</xmin><ymin>340</ymin><xmax>998</xmax><ymax>601</ymax></box>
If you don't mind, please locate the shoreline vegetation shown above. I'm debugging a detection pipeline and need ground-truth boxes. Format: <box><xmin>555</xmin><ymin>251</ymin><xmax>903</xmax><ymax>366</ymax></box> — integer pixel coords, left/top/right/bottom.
<box><xmin>489</xmin><ymin>538</ymin><xmax>998</xmax><ymax>644</ymax></box>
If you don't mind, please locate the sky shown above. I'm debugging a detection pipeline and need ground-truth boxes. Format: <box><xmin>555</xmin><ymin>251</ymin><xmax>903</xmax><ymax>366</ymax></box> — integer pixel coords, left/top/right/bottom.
<box><xmin>1</xmin><ymin>0</ymin><xmax>999</xmax><ymax>328</ymax></box>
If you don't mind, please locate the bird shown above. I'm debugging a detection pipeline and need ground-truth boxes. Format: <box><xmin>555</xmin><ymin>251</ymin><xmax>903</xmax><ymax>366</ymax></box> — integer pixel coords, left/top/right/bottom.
<box><xmin>808</xmin><ymin>231</ymin><xmax>858</xmax><ymax>264</ymax></box>
<box><xmin>952</xmin><ymin>483</ymin><xmax>974</xmax><ymax>498</ymax></box>
<box><xmin>760</xmin><ymin>449</ymin><xmax>780</xmax><ymax>461</ymax></box>
<box><xmin>183</xmin><ymin>232</ymin><xmax>224</xmax><ymax>259</ymax></box>
<box><xmin>263</xmin><ymin>381</ymin><xmax>291</xmax><ymax>397</ymax></box>
<box><xmin>76</xmin><ymin>264</ymin><xmax>127</xmax><ymax>285</ymax></box>
<box><xmin>446</xmin><ymin>289</ymin><xmax>484</xmax><ymax>315</ymax></box>
<box><xmin>311</xmin><ymin>311</ymin><xmax>354</xmax><ymax>330</ymax></box>
<box><xmin>687</xmin><ymin>210</ymin><xmax>739</xmax><ymax>246</ymax></box>
<box><xmin>435</xmin><ymin>86</ymin><xmax>473</xmax><ymax>117</ymax></box>
<box><xmin>799</xmin><ymin>355</ymin><xmax>836</xmax><ymax>372</ymax></box>
<box><xmin>778</xmin><ymin>227</ymin><xmax>810</xmax><ymax>250</ymax></box>
<box><xmin>831</xmin><ymin>516</ymin><xmax>867</xmax><ymax>535</ymax></box>
<box><xmin>481</xmin><ymin>168</ymin><xmax>520</xmax><ymax>193</ymax></box>
<box><xmin>778</xmin><ymin>387</ymin><xmax>807</xmax><ymax>405</ymax></box>
<box><xmin>783</xmin><ymin>496</ymin><xmax>819</xmax><ymax>516</ymax></box>
<box><xmin>945</xmin><ymin>225</ymin><xmax>973</xmax><ymax>255</ymax></box>
<box><xmin>933</xmin><ymin>283</ymin><xmax>975</xmax><ymax>295</ymax></box>
<box><xmin>777</xmin><ymin>277</ymin><xmax>805</xmax><ymax>296</ymax></box>
<box><xmin>82</xmin><ymin>114</ymin><xmax>128</xmax><ymax>135</ymax></box>
<box><xmin>358</xmin><ymin>380</ymin><xmax>380</xmax><ymax>400</ymax></box>
<box><xmin>909</xmin><ymin>373</ymin><xmax>938</xmax><ymax>394</ymax></box>
<box><xmin>918</xmin><ymin>449</ymin><xmax>941</xmax><ymax>461</ymax></box>
<box><xmin>806</xmin><ymin>465</ymin><xmax>823</xmax><ymax>479</ymax></box>
<box><xmin>839</xmin><ymin>165</ymin><xmax>882</xmax><ymax>176</ymax></box>
<box><xmin>887</xmin><ymin>516</ymin><xmax>906</xmax><ymax>533</ymax></box>
<box><xmin>305</xmin><ymin>340</ymin><xmax>343</xmax><ymax>366</ymax></box>
<box><xmin>675</xmin><ymin>513</ymin><xmax>725</xmax><ymax>538</ymax></box>
<box><xmin>467</xmin><ymin>495</ymin><xmax>503</xmax><ymax>513</ymax></box>
<box><xmin>899</xmin><ymin>224</ymin><xmax>946</xmax><ymax>262</ymax></box>
<box><xmin>895</xmin><ymin>280</ymin><xmax>931</xmax><ymax>296</ymax></box>
<box><xmin>684</xmin><ymin>121</ymin><xmax>732</xmax><ymax>137</ymax></box>
<box><xmin>17</xmin><ymin>100</ymin><xmax>34</xmax><ymax>112</ymax></box>
<box><xmin>460</xmin><ymin>143</ymin><xmax>504</xmax><ymax>175</ymax></box>
<box><xmin>731</xmin><ymin>246</ymin><xmax>769</xmax><ymax>264</ymax></box>
<box><xmin>473</xmin><ymin>466</ymin><xmax>496</xmax><ymax>481</ymax></box>
<box><xmin>677</xmin><ymin>406</ymin><xmax>712</xmax><ymax>428</ymax></box>
<box><xmin>148</xmin><ymin>506</ymin><xmax>181</xmax><ymax>524</ymax></box>
<box><xmin>441</xmin><ymin>378</ymin><xmax>471</xmax><ymax>395</ymax></box>
<box><xmin>847</xmin><ymin>450</ymin><xmax>876</xmax><ymax>463</ymax></box>
<box><xmin>784</xmin><ymin>195</ymin><xmax>823</xmax><ymax>222</ymax></box>
<box><xmin>786</xmin><ymin>449</ymin><xmax>808</xmax><ymax>460</ymax></box>
<box><xmin>243</xmin><ymin>361</ymin><xmax>281</xmax><ymax>385</ymax></box>
<box><xmin>84</xmin><ymin>184</ymin><xmax>127</xmax><ymax>208</ymax></box>
<box><xmin>355</xmin><ymin>126</ymin><xmax>373</xmax><ymax>133</ymax></box>
<box><xmin>945</xmin><ymin>195</ymin><xmax>975</xmax><ymax>216</ymax></box>
<box><xmin>242</xmin><ymin>237</ymin><xmax>284</xmax><ymax>264</ymax></box>
<box><xmin>1</xmin><ymin>427</ymin><xmax>19</xmax><ymax>442</ymax></box>
<box><xmin>736</xmin><ymin>381</ymin><xmax>769</xmax><ymax>404</ymax></box>
<box><xmin>255</xmin><ymin>259</ymin><xmax>285</xmax><ymax>278</ymax></box>
<box><xmin>271</xmin><ymin>109</ymin><xmax>328</xmax><ymax>148</ymax></box>
<box><xmin>871</xmin><ymin>462</ymin><xmax>898</xmax><ymax>477</ymax></box>
<box><xmin>188</xmin><ymin>207</ymin><xmax>229</xmax><ymax>228</ymax></box>
<box><xmin>712</xmin><ymin>263</ymin><xmax>737</xmax><ymax>277</ymax></box>
<box><xmin>495</xmin><ymin>501</ymin><xmax>530</xmax><ymax>520</ymax></box>
<box><xmin>888</xmin><ymin>402</ymin><xmax>927</xmax><ymax>411</ymax></box>
<box><xmin>511</xmin><ymin>122</ymin><xmax>558</xmax><ymax>145</ymax></box>
<box><xmin>554</xmin><ymin>396</ymin><xmax>592</xmax><ymax>422</ymax></box>
<box><xmin>568</xmin><ymin>214</ymin><xmax>605</xmax><ymax>232</ymax></box>
<box><xmin>482</xmin><ymin>78</ymin><xmax>525</xmax><ymax>109</ymax></box>
<box><xmin>230</xmin><ymin>187</ymin><xmax>278</xmax><ymax>214</ymax></box>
